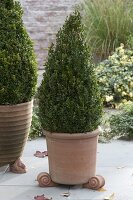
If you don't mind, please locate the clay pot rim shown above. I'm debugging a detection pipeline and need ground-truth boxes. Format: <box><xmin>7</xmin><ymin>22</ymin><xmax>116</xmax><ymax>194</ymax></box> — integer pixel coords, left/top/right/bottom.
<box><xmin>44</xmin><ymin>129</ymin><xmax>99</xmax><ymax>140</ymax></box>
<box><xmin>0</xmin><ymin>100</ymin><xmax>33</xmax><ymax>112</ymax></box>
<box><xmin>0</xmin><ymin>100</ymin><xmax>33</xmax><ymax>108</ymax></box>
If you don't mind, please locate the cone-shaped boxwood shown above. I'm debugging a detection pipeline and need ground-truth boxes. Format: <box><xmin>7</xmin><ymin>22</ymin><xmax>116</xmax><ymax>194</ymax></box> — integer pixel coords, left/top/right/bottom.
<box><xmin>0</xmin><ymin>0</ymin><xmax>37</xmax><ymax>105</ymax></box>
<box><xmin>38</xmin><ymin>11</ymin><xmax>102</xmax><ymax>133</ymax></box>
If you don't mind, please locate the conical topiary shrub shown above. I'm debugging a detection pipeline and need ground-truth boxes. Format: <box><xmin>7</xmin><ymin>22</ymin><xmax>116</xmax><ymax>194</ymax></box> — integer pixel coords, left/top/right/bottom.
<box><xmin>38</xmin><ymin>10</ymin><xmax>102</xmax><ymax>133</ymax></box>
<box><xmin>37</xmin><ymin>11</ymin><xmax>105</xmax><ymax>189</ymax></box>
<box><xmin>0</xmin><ymin>0</ymin><xmax>37</xmax><ymax>172</ymax></box>
<box><xmin>0</xmin><ymin>0</ymin><xmax>37</xmax><ymax>105</ymax></box>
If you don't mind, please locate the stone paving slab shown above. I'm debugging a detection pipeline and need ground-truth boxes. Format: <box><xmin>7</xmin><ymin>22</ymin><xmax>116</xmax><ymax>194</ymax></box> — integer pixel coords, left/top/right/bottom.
<box><xmin>68</xmin><ymin>166</ymin><xmax>133</xmax><ymax>200</ymax></box>
<box><xmin>97</xmin><ymin>140</ymin><xmax>133</xmax><ymax>167</ymax></box>
<box><xmin>0</xmin><ymin>158</ymin><xmax>48</xmax><ymax>186</ymax></box>
<box><xmin>0</xmin><ymin>138</ymin><xmax>133</xmax><ymax>200</ymax></box>
<box><xmin>0</xmin><ymin>186</ymin><xmax>69</xmax><ymax>200</ymax></box>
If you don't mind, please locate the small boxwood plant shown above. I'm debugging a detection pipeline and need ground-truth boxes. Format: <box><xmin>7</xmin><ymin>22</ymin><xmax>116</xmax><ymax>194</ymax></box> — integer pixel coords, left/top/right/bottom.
<box><xmin>109</xmin><ymin>102</ymin><xmax>133</xmax><ymax>139</ymax></box>
<box><xmin>29</xmin><ymin>106</ymin><xmax>42</xmax><ymax>139</ymax></box>
<box><xmin>38</xmin><ymin>10</ymin><xmax>102</xmax><ymax>133</ymax></box>
<box><xmin>0</xmin><ymin>0</ymin><xmax>37</xmax><ymax>105</ymax></box>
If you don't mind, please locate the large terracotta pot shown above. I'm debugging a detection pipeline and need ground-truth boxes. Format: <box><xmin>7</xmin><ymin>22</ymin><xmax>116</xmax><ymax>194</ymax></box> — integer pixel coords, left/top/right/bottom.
<box><xmin>37</xmin><ymin>129</ymin><xmax>105</xmax><ymax>189</ymax></box>
<box><xmin>0</xmin><ymin>101</ymin><xmax>33</xmax><ymax>168</ymax></box>
<box><xmin>46</xmin><ymin>129</ymin><xmax>99</xmax><ymax>185</ymax></box>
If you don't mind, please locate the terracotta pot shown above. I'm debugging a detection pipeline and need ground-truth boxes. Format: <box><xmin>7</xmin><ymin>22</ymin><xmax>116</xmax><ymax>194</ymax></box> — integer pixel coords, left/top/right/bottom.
<box><xmin>45</xmin><ymin>129</ymin><xmax>99</xmax><ymax>185</ymax></box>
<box><xmin>0</xmin><ymin>101</ymin><xmax>33</xmax><ymax>167</ymax></box>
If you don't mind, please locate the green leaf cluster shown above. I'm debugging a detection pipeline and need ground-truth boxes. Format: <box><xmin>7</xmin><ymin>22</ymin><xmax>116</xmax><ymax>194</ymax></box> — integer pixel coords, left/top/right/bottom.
<box><xmin>109</xmin><ymin>102</ymin><xmax>133</xmax><ymax>138</ymax></box>
<box><xmin>0</xmin><ymin>0</ymin><xmax>37</xmax><ymax>105</ymax></box>
<box><xmin>96</xmin><ymin>44</ymin><xmax>133</xmax><ymax>107</ymax></box>
<box><xmin>29</xmin><ymin>106</ymin><xmax>42</xmax><ymax>139</ymax></box>
<box><xmin>38</xmin><ymin>11</ymin><xmax>102</xmax><ymax>133</ymax></box>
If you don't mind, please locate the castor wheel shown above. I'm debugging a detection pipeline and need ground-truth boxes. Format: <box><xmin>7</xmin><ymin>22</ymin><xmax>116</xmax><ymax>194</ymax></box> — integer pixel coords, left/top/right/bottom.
<box><xmin>83</xmin><ymin>175</ymin><xmax>105</xmax><ymax>190</ymax></box>
<box><xmin>37</xmin><ymin>172</ymin><xmax>57</xmax><ymax>187</ymax></box>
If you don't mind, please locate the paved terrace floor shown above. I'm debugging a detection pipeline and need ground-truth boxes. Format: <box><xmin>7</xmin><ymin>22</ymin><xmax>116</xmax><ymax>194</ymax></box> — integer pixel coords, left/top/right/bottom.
<box><xmin>0</xmin><ymin>137</ymin><xmax>133</xmax><ymax>200</ymax></box>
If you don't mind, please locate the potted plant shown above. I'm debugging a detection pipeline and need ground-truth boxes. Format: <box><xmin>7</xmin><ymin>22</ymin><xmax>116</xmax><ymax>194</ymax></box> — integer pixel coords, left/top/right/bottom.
<box><xmin>37</xmin><ymin>10</ymin><xmax>105</xmax><ymax>189</ymax></box>
<box><xmin>0</xmin><ymin>0</ymin><xmax>37</xmax><ymax>173</ymax></box>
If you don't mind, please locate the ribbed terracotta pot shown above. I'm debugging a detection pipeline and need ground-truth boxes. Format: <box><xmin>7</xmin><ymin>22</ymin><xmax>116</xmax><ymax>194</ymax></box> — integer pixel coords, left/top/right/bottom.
<box><xmin>45</xmin><ymin>129</ymin><xmax>99</xmax><ymax>185</ymax></box>
<box><xmin>0</xmin><ymin>101</ymin><xmax>33</xmax><ymax>167</ymax></box>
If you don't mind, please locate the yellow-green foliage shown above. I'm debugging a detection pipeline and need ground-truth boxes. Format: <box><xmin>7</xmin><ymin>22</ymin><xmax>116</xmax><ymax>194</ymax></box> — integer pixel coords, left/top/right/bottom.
<box><xmin>96</xmin><ymin>44</ymin><xmax>133</xmax><ymax>107</ymax></box>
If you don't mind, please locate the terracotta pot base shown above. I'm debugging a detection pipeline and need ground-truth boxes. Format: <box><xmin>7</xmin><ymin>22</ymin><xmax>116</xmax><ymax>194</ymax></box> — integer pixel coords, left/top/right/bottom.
<box><xmin>37</xmin><ymin>129</ymin><xmax>105</xmax><ymax>189</ymax></box>
<box><xmin>9</xmin><ymin>158</ymin><xmax>27</xmax><ymax>174</ymax></box>
<box><xmin>83</xmin><ymin>175</ymin><xmax>105</xmax><ymax>190</ymax></box>
<box><xmin>37</xmin><ymin>172</ymin><xmax>57</xmax><ymax>187</ymax></box>
<box><xmin>45</xmin><ymin>130</ymin><xmax>99</xmax><ymax>185</ymax></box>
<box><xmin>37</xmin><ymin>172</ymin><xmax>105</xmax><ymax>190</ymax></box>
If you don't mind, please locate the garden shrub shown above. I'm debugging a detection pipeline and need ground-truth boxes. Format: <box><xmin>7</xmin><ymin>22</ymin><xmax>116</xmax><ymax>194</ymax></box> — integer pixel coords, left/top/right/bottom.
<box><xmin>82</xmin><ymin>0</ymin><xmax>133</xmax><ymax>60</ymax></box>
<box><xmin>0</xmin><ymin>0</ymin><xmax>37</xmax><ymax>105</ymax></box>
<box><xmin>109</xmin><ymin>102</ymin><xmax>133</xmax><ymax>138</ymax></box>
<box><xmin>29</xmin><ymin>106</ymin><xmax>42</xmax><ymax>139</ymax></box>
<box><xmin>96</xmin><ymin>44</ymin><xmax>133</xmax><ymax>107</ymax></box>
<box><xmin>38</xmin><ymin>10</ymin><xmax>102</xmax><ymax>133</ymax></box>
<box><xmin>127</xmin><ymin>34</ymin><xmax>133</xmax><ymax>50</ymax></box>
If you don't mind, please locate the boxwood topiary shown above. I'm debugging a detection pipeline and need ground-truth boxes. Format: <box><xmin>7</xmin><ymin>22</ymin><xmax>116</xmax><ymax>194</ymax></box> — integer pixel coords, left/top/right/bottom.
<box><xmin>0</xmin><ymin>0</ymin><xmax>37</xmax><ymax>105</ymax></box>
<box><xmin>38</xmin><ymin>10</ymin><xmax>102</xmax><ymax>133</ymax></box>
